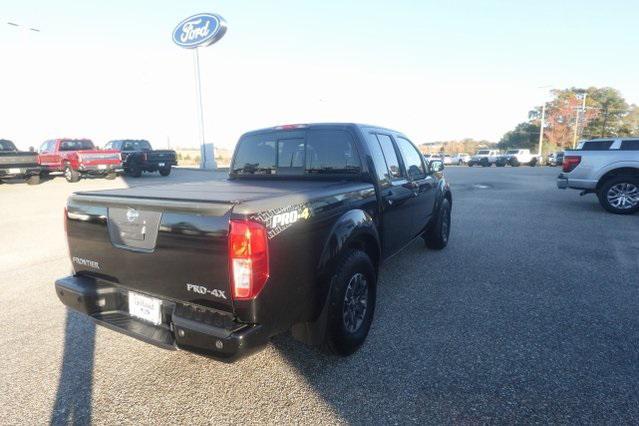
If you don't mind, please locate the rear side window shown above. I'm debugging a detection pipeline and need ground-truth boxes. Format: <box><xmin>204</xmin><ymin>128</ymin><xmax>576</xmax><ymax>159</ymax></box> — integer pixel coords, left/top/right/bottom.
<box><xmin>376</xmin><ymin>134</ymin><xmax>403</xmax><ymax>179</ymax></box>
<box><xmin>366</xmin><ymin>133</ymin><xmax>392</xmax><ymax>186</ymax></box>
<box><xmin>620</xmin><ymin>140</ymin><xmax>639</xmax><ymax>150</ymax></box>
<box><xmin>395</xmin><ymin>137</ymin><xmax>426</xmax><ymax>180</ymax></box>
<box><xmin>581</xmin><ymin>140</ymin><xmax>613</xmax><ymax>151</ymax></box>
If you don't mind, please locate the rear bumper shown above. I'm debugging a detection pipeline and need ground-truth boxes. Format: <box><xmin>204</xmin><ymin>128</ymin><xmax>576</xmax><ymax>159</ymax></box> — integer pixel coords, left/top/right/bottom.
<box><xmin>55</xmin><ymin>275</ymin><xmax>269</xmax><ymax>361</ymax></box>
<box><xmin>0</xmin><ymin>166</ymin><xmax>41</xmax><ymax>178</ymax></box>
<box><xmin>556</xmin><ymin>173</ymin><xmax>597</xmax><ymax>190</ymax></box>
<box><xmin>78</xmin><ymin>164</ymin><xmax>123</xmax><ymax>174</ymax></box>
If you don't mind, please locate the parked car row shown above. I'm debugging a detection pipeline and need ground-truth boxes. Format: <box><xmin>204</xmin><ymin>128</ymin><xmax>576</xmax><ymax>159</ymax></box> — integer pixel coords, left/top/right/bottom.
<box><xmin>0</xmin><ymin>138</ymin><xmax>177</xmax><ymax>184</ymax></box>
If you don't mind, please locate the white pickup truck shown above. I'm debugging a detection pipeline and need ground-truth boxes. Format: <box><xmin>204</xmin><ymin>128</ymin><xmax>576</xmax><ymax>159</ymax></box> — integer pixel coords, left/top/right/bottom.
<box><xmin>468</xmin><ymin>149</ymin><xmax>500</xmax><ymax>167</ymax></box>
<box><xmin>557</xmin><ymin>138</ymin><xmax>639</xmax><ymax>214</ymax></box>
<box><xmin>496</xmin><ymin>149</ymin><xmax>540</xmax><ymax>167</ymax></box>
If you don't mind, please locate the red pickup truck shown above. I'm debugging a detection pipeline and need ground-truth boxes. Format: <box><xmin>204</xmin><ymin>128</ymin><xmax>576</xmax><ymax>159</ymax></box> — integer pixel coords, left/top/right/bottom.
<box><xmin>38</xmin><ymin>139</ymin><xmax>123</xmax><ymax>182</ymax></box>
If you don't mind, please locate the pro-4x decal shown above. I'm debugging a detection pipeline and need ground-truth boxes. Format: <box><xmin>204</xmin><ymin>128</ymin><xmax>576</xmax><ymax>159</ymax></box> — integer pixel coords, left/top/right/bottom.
<box><xmin>251</xmin><ymin>203</ymin><xmax>312</xmax><ymax>238</ymax></box>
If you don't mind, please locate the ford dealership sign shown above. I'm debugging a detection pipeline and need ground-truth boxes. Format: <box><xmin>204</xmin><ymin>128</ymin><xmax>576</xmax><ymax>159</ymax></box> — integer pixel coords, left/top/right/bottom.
<box><xmin>172</xmin><ymin>13</ymin><xmax>227</xmax><ymax>49</ymax></box>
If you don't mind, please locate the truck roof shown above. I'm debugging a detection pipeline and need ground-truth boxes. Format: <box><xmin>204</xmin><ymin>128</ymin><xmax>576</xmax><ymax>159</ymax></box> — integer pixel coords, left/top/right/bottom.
<box><xmin>240</xmin><ymin>122</ymin><xmax>405</xmax><ymax>137</ymax></box>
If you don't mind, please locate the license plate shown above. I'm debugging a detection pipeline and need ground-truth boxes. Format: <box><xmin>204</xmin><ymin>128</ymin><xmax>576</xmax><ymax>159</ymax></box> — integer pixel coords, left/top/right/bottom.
<box><xmin>8</xmin><ymin>168</ymin><xmax>21</xmax><ymax>174</ymax></box>
<box><xmin>158</xmin><ymin>162</ymin><xmax>165</xmax><ymax>167</ymax></box>
<box><xmin>128</xmin><ymin>292</ymin><xmax>162</xmax><ymax>325</ymax></box>
<box><xmin>98</xmin><ymin>164</ymin><xmax>107</xmax><ymax>170</ymax></box>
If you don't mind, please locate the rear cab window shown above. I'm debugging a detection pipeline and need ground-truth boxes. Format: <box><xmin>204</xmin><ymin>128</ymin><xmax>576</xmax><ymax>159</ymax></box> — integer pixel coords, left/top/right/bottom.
<box><xmin>231</xmin><ymin>128</ymin><xmax>362</xmax><ymax>177</ymax></box>
<box><xmin>60</xmin><ymin>140</ymin><xmax>95</xmax><ymax>151</ymax></box>
<box><xmin>620</xmin><ymin>140</ymin><xmax>639</xmax><ymax>150</ymax></box>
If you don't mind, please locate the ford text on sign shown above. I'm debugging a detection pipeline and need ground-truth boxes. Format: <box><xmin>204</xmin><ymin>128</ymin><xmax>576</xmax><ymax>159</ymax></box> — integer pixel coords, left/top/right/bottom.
<box><xmin>172</xmin><ymin>13</ymin><xmax>227</xmax><ymax>49</ymax></box>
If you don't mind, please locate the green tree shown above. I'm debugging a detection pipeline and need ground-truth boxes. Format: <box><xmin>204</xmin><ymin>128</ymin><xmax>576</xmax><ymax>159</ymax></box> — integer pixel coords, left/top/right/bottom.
<box><xmin>620</xmin><ymin>105</ymin><xmax>639</xmax><ymax>136</ymax></box>
<box><xmin>498</xmin><ymin>122</ymin><xmax>540</xmax><ymax>151</ymax></box>
<box><xmin>582</xmin><ymin>87</ymin><xmax>629</xmax><ymax>138</ymax></box>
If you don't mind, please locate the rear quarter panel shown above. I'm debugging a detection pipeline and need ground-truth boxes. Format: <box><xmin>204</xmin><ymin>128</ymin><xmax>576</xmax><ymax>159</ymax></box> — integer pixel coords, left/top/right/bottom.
<box><xmin>231</xmin><ymin>183</ymin><xmax>378</xmax><ymax>332</ymax></box>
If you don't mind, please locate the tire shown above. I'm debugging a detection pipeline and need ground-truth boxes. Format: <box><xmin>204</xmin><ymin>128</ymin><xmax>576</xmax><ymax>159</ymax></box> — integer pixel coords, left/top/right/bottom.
<box><xmin>423</xmin><ymin>198</ymin><xmax>451</xmax><ymax>249</ymax></box>
<box><xmin>481</xmin><ymin>159</ymin><xmax>491</xmax><ymax>167</ymax></box>
<box><xmin>509</xmin><ymin>158</ymin><xmax>520</xmax><ymax>167</ymax></box>
<box><xmin>496</xmin><ymin>161</ymin><xmax>505</xmax><ymax>167</ymax></box>
<box><xmin>468</xmin><ymin>162</ymin><xmax>474</xmax><ymax>167</ymax></box>
<box><xmin>105</xmin><ymin>172</ymin><xmax>117</xmax><ymax>180</ymax></box>
<box><xmin>26</xmin><ymin>174</ymin><xmax>41</xmax><ymax>185</ymax></box>
<box><xmin>64</xmin><ymin>165</ymin><xmax>80</xmax><ymax>183</ymax></box>
<box><xmin>597</xmin><ymin>176</ymin><xmax>639</xmax><ymax>215</ymax></box>
<box><xmin>323</xmin><ymin>250</ymin><xmax>376</xmax><ymax>356</ymax></box>
<box><xmin>159</xmin><ymin>165</ymin><xmax>172</xmax><ymax>176</ymax></box>
<box><xmin>127</xmin><ymin>162</ymin><xmax>142</xmax><ymax>178</ymax></box>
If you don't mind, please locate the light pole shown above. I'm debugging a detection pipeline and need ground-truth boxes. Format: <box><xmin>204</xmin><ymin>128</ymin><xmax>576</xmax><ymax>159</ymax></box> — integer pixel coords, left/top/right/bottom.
<box><xmin>572</xmin><ymin>93</ymin><xmax>587</xmax><ymax>149</ymax></box>
<box><xmin>537</xmin><ymin>103</ymin><xmax>546</xmax><ymax>158</ymax></box>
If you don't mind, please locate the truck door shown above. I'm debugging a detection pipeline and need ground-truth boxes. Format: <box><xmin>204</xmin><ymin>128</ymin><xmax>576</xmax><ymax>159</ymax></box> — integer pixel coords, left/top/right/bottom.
<box><xmin>38</xmin><ymin>140</ymin><xmax>56</xmax><ymax>170</ymax></box>
<box><xmin>394</xmin><ymin>136</ymin><xmax>437</xmax><ymax>237</ymax></box>
<box><xmin>367</xmin><ymin>133</ymin><xmax>415</xmax><ymax>254</ymax></box>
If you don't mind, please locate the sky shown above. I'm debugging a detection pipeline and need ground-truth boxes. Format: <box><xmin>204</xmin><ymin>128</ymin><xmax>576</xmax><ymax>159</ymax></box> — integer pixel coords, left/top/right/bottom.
<box><xmin>2</xmin><ymin>0</ymin><xmax>638</xmax><ymax>151</ymax></box>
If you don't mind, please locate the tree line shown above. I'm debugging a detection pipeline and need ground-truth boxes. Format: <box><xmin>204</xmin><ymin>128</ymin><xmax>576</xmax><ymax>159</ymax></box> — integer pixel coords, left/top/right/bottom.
<box><xmin>499</xmin><ymin>87</ymin><xmax>639</xmax><ymax>153</ymax></box>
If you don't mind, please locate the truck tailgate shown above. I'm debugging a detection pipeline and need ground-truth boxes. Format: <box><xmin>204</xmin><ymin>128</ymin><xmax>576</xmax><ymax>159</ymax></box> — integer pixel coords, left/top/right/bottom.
<box><xmin>66</xmin><ymin>194</ymin><xmax>235</xmax><ymax>312</ymax></box>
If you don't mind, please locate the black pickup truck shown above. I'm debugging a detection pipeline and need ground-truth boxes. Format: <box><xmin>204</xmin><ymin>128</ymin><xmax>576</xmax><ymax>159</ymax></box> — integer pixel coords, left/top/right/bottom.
<box><xmin>0</xmin><ymin>139</ymin><xmax>41</xmax><ymax>184</ymax></box>
<box><xmin>104</xmin><ymin>139</ymin><xmax>177</xmax><ymax>177</ymax></box>
<box><xmin>56</xmin><ymin>123</ymin><xmax>452</xmax><ymax>360</ymax></box>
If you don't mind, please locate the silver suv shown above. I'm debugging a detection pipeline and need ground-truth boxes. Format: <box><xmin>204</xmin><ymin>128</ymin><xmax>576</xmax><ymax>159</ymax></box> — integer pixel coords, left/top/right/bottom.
<box><xmin>557</xmin><ymin>138</ymin><xmax>639</xmax><ymax>214</ymax></box>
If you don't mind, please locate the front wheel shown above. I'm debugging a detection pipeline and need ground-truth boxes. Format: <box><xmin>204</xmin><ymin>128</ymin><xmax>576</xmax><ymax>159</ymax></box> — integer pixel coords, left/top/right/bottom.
<box><xmin>597</xmin><ymin>177</ymin><xmax>639</xmax><ymax>215</ymax></box>
<box><xmin>423</xmin><ymin>198</ymin><xmax>451</xmax><ymax>250</ymax></box>
<box><xmin>159</xmin><ymin>165</ymin><xmax>172</xmax><ymax>176</ymax></box>
<box><xmin>323</xmin><ymin>250</ymin><xmax>376</xmax><ymax>356</ymax></box>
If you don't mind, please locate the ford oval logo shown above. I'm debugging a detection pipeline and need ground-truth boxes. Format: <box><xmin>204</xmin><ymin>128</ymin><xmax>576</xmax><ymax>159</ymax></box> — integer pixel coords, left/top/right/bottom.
<box><xmin>172</xmin><ymin>13</ymin><xmax>227</xmax><ymax>49</ymax></box>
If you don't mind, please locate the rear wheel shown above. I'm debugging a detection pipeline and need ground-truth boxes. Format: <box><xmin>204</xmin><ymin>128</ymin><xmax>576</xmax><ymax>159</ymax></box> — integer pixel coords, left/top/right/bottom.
<box><xmin>597</xmin><ymin>177</ymin><xmax>639</xmax><ymax>215</ymax></box>
<box><xmin>64</xmin><ymin>165</ymin><xmax>80</xmax><ymax>183</ymax></box>
<box><xmin>128</xmin><ymin>162</ymin><xmax>142</xmax><ymax>178</ymax></box>
<box><xmin>423</xmin><ymin>198</ymin><xmax>451</xmax><ymax>250</ymax></box>
<box><xmin>159</xmin><ymin>165</ymin><xmax>172</xmax><ymax>176</ymax></box>
<box><xmin>323</xmin><ymin>250</ymin><xmax>376</xmax><ymax>356</ymax></box>
<box><xmin>529</xmin><ymin>158</ymin><xmax>538</xmax><ymax>167</ymax></box>
<box><xmin>26</xmin><ymin>174</ymin><xmax>41</xmax><ymax>185</ymax></box>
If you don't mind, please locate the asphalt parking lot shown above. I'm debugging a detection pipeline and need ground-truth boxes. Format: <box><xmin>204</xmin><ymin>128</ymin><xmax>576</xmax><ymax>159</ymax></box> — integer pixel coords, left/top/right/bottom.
<box><xmin>1</xmin><ymin>166</ymin><xmax>638</xmax><ymax>424</ymax></box>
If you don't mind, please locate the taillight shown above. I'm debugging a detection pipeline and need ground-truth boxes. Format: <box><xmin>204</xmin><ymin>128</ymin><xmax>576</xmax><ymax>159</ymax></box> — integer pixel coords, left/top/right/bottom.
<box><xmin>228</xmin><ymin>220</ymin><xmax>269</xmax><ymax>300</ymax></box>
<box><xmin>562</xmin><ymin>155</ymin><xmax>581</xmax><ymax>173</ymax></box>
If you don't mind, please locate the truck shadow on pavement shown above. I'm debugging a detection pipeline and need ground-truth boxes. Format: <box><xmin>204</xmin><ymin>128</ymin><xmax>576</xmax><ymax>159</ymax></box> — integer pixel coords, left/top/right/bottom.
<box><xmin>51</xmin><ymin>310</ymin><xmax>96</xmax><ymax>425</ymax></box>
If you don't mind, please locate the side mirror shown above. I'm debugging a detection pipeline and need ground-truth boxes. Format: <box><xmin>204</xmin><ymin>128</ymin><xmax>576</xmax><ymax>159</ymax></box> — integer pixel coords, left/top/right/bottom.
<box><xmin>429</xmin><ymin>159</ymin><xmax>444</xmax><ymax>173</ymax></box>
<box><xmin>29</xmin><ymin>146</ymin><xmax>34</xmax><ymax>152</ymax></box>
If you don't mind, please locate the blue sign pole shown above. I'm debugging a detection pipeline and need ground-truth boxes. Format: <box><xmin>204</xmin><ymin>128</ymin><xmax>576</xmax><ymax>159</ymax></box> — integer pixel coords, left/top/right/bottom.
<box><xmin>193</xmin><ymin>47</ymin><xmax>207</xmax><ymax>169</ymax></box>
<box><xmin>172</xmin><ymin>13</ymin><xmax>227</xmax><ymax>170</ymax></box>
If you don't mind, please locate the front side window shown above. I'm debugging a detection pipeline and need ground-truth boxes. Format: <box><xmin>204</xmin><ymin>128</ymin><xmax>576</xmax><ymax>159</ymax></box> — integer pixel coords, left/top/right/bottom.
<box><xmin>396</xmin><ymin>137</ymin><xmax>426</xmax><ymax>180</ymax></box>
